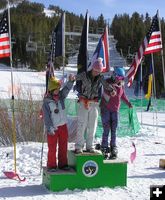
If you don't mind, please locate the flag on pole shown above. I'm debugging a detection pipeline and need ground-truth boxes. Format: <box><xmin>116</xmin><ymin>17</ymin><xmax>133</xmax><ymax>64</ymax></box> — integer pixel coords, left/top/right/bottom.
<box><xmin>88</xmin><ymin>26</ymin><xmax>110</xmax><ymax>73</ymax></box>
<box><xmin>145</xmin><ymin>62</ymin><xmax>153</xmax><ymax>100</ymax></box>
<box><xmin>74</xmin><ymin>11</ymin><xmax>89</xmax><ymax>95</ymax></box>
<box><xmin>46</xmin><ymin>12</ymin><xmax>65</xmax><ymax>93</ymax></box>
<box><xmin>144</xmin><ymin>14</ymin><xmax>162</xmax><ymax>55</ymax></box>
<box><xmin>0</xmin><ymin>10</ymin><xmax>10</xmax><ymax>58</ymax></box>
<box><xmin>54</xmin><ymin>12</ymin><xmax>65</xmax><ymax>58</ymax></box>
<box><xmin>77</xmin><ymin>11</ymin><xmax>89</xmax><ymax>73</ymax></box>
<box><xmin>50</xmin><ymin>12</ymin><xmax>65</xmax><ymax>61</ymax></box>
<box><xmin>126</xmin><ymin>12</ymin><xmax>162</xmax><ymax>87</ymax></box>
<box><xmin>145</xmin><ymin>62</ymin><xmax>153</xmax><ymax>111</ymax></box>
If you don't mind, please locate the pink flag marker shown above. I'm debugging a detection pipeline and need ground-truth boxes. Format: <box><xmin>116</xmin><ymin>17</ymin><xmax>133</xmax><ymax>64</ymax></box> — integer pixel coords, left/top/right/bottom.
<box><xmin>130</xmin><ymin>142</ymin><xmax>136</xmax><ymax>163</ymax></box>
<box><xmin>3</xmin><ymin>171</ymin><xmax>26</xmax><ymax>182</ymax></box>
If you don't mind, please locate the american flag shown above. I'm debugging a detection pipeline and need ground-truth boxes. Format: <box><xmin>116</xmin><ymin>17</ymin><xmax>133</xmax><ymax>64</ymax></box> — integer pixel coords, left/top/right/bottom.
<box><xmin>88</xmin><ymin>26</ymin><xmax>110</xmax><ymax>73</ymax></box>
<box><xmin>144</xmin><ymin>14</ymin><xmax>162</xmax><ymax>54</ymax></box>
<box><xmin>127</xmin><ymin>13</ymin><xmax>162</xmax><ymax>87</ymax></box>
<box><xmin>0</xmin><ymin>10</ymin><xmax>10</xmax><ymax>58</ymax></box>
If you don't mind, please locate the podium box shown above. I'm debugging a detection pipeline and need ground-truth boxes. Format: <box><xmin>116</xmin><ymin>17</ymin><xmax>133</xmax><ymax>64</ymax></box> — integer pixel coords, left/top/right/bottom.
<box><xmin>159</xmin><ymin>159</ymin><xmax>165</xmax><ymax>169</ymax></box>
<box><xmin>42</xmin><ymin>150</ymin><xmax>128</xmax><ymax>192</ymax></box>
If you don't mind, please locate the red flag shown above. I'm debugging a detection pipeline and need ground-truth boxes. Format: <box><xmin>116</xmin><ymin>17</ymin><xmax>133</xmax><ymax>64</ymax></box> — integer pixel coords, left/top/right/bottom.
<box><xmin>126</xmin><ymin>12</ymin><xmax>162</xmax><ymax>87</ymax></box>
<box><xmin>0</xmin><ymin>10</ymin><xmax>10</xmax><ymax>58</ymax></box>
<box><xmin>89</xmin><ymin>26</ymin><xmax>110</xmax><ymax>73</ymax></box>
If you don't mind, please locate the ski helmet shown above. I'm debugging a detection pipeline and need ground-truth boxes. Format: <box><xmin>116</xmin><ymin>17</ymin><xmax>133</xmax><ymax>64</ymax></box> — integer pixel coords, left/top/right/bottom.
<box><xmin>114</xmin><ymin>67</ymin><xmax>125</xmax><ymax>77</ymax></box>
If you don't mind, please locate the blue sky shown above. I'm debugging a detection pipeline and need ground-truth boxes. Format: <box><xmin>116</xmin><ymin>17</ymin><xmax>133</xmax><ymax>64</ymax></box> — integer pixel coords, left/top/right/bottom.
<box><xmin>30</xmin><ymin>0</ymin><xmax>165</xmax><ymax>22</ymax></box>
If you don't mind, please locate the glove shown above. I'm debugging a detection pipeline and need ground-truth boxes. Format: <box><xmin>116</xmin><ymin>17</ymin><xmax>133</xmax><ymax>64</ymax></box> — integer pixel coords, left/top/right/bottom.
<box><xmin>47</xmin><ymin>132</ymin><xmax>55</xmax><ymax>135</ymax></box>
<box><xmin>129</xmin><ymin>103</ymin><xmax>133</xmax><ymax>108</ymax></box>
<box><xmin>110</xmin><ymin>90</ymin><xmax>116</xmax><ymax>97</ymax></box>
<box><xmin>47</xmin><ymin>131</ymin><xmax>55</xmax><ymax>135</ymax></box>
<box><xmin>69</xmin><ymin>74</ymin><xmax>75</xmax><ymax>82</ymax></box>
<box><xmin>47</xmin><ymin>127</ymin><xmax>57</xmax><ymax>135</ymax></box>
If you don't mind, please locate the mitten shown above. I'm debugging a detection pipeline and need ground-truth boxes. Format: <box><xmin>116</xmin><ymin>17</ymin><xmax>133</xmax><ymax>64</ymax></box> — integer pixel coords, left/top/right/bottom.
<box><xmin>47</xmin><ymin>127</ymin><xmax>57</xmax><ymax>135</ymax></box>
<box><xmin>129</xmin><ymin>102</ymin><xmax>133</xmax><ymax>108</ymax></box>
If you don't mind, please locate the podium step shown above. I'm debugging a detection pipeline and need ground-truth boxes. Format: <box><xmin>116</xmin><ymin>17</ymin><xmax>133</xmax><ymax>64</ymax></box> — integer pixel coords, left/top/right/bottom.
<box><xmin>43</xmin><ymin>167</ymin><xmax>76</xmax><ymax>174</ymax></box>
<box><xmin>103</xmin><ymin>158</ymin><xmax>128</xmax><ymax>164</ymax></box>
<box><xmin>42</xmin><ymin>150</ymin><xmax>128</xmax><ymax>191</ymax></box>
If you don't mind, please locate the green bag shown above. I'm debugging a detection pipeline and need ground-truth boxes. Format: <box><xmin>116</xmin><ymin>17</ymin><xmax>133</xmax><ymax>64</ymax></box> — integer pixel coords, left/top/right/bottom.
<box><xmin>128</xmin><ymin>107</ymin><xmax>140</xmax><ymax>134</ymax></box>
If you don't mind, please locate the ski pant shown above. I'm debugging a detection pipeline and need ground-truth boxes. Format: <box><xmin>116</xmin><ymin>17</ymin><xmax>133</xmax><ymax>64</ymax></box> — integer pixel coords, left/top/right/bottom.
<box><xmin>75</xmin><ymin>101</ymin><xmax>99</xmax><ymax>150</ymax></box>
<box><xmin>100</xmin><ymin>107</ymin><xmax>118</xmax><ymax>148</ymax></box>
<box><xmin>47</xmin><ymin>124</ymin><xmax>68</xmax><ymax>168</ymax></box>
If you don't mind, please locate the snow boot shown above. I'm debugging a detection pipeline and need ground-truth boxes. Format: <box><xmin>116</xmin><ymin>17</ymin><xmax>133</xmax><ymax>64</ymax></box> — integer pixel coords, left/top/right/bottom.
<box><xmin>59</xmin><ymin>165</ymin><xmax>71</xmax><ymax>170</ymax></box>
<box><xmin>75</xmin><ymin>149</ymin><xmax>83</xmax><ymax>154</ymax></box>
<box><xmin>95</xmin><ymin>143</ymin><xmax>101</xmax><ymax>150</ymax></box>
<box><xmin>47</xmin><ymin>167</ymin><xmax>58</xmax><ymax>172</ymax></box>
<box><xmin>101</xmin><ymin>147</ymin><xmax>110</xmax><ymax>159</ymax></box>
<box><xmin>109</xmin><ymin>146</ymin><xmax>118</xmax><ymax>159</ymax></box>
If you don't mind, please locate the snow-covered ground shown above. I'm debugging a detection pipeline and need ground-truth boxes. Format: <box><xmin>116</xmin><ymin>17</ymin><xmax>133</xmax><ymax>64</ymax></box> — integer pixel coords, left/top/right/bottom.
<box><xmin>0</xmin><ymin>65</ymin><xmax>165</xmax><ymax>200</ymax></box>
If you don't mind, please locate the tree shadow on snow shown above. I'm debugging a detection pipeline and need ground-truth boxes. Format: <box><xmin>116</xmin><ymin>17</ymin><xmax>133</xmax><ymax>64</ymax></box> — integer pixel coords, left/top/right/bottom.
<box><xmin>144</xmin><ymin>153</ymin><xmax>165</xmax><ymax>156</ymax></box>
<box><xmin>0</xmin><ymin>185</ymin><xmax>49</xmax><ymax>198</ymax></box>
<box><xmin>145</xmin><ymin>167</ymin><xmax>163</xmax><ymax>170</ymax></box>
<box><xmin>141</xmin><ymin>123</ymin><xmax>165</xmax><ymax>128</ymax></box>
<box><xmin>128</xmin><ymin>171</ymin><xmax>165</xmax><ymax>179</ymax></box>
<box><xmin>0</xmin><ymin>184</ymin><xmax>83</xmax><ymax>198</ymax></box>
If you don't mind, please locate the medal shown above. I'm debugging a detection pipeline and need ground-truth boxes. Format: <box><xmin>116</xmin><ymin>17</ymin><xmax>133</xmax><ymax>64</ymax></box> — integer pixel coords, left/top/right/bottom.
<box><xmin>54</xmin><ymin>108</ymin><xmax>59</xmax><ymax>113</ymax></box>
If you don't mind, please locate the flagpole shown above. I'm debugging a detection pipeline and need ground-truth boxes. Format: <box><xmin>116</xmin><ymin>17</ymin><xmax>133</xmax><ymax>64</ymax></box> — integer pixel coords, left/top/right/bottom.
<box><xmin>7</xmin><ymin>0</ymin><xmax>17</xmax><ymax>173</ymax></box>
<box><xmin>86</xmin><ymin>10</ymin><xmax>89</xmax><ymax>71</ymax></box>
<box><xmin>106</xmin><ymin>25</ymin><xmax>110</xmax><ymax>73</ymax></box>
<box><xmin>151</xmin><ymin>54</ymin><xmax>156</xmax><ymax>99</ymax></box>
<box><xmin>151</xmin><ymin>53</ymin><xmax>158</xmax><ymax>134</ymax></box>
<box><xmin>62</xmin><ymin>12</ymin><xmax>65</xmax><ymax>79</ymax></box>
<box><xmin>51</xmin><ymin>31</ymin><xmax>55</xmax><ymax>75</ymax></box>
<box><xmin>157</xmin><ymin>10</ymin><xmax>165</xmax><ymax>89</ymax></box>
<box><xmin>140</xmin><ymin>61</ymin><xmax>143</xmax><ymax>125</ymax></box>
<box><xmin>7</xmin><ymin>1</ymin><xmax>13</xmax><ymax>99</ymax></box>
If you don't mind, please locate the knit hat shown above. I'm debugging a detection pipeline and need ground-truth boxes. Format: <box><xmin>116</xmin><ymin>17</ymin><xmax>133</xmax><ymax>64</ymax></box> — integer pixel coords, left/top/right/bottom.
<box><xmin>48</xmin><ymin>77</ymin><xmax>61</xmax><ymax>92</ymax></box>
<box><xmin>92</xmin><ymin>57</ymin><xmax>103</xmax><ymax>73</ymax></box>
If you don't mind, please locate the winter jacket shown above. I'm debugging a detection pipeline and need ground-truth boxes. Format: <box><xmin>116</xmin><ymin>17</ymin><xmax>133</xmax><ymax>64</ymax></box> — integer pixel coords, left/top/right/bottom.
<box><xmin>42</xmin><ymin>81</ymin><xmax>74</xmax><ymax>134</ymax></box>
<box><xmin>100</xmin><ymin>82</ymin><xmax>131</xmax><ymax>112</ymax></box>
<box><xmin>76</xmin><ymin>71</ymin><xmax>114</xmax><ymax>100</ymax></box>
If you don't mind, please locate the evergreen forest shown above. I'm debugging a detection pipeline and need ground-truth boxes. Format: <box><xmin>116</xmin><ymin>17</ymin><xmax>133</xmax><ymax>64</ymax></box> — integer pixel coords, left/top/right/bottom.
<box><xmin>0</xmin><ymin>0</ymin><xmax>164</xmax><ymax>97</ymax></box>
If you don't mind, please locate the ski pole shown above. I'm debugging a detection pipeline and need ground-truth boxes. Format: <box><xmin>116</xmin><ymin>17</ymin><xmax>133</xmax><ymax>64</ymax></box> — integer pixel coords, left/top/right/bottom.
<box><xmin>40</xmin><ymin>125</ymin><xmax>45</xmax><ymax>174</ymax></box>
